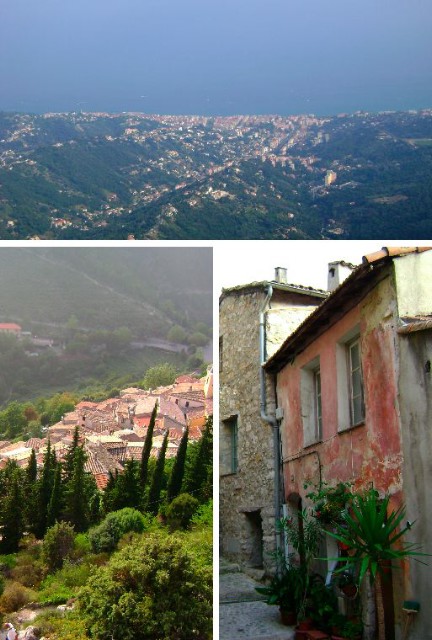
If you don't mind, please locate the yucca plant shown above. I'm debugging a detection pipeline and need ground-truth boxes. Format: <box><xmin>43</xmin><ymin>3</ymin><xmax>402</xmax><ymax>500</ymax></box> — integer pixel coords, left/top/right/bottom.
<box><xmin>327</xmin><ymin>489</ymin><xmax>428</xmax><ymax>640</ymax></box>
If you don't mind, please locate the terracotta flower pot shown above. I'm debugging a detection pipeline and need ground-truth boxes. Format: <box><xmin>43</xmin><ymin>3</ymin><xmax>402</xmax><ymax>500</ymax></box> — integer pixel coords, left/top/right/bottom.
<box><xmin>280</xmin><ymin>608</ymin><xmax>297</xmax><ymax>626</ymax></box>
<box><xmin>341</xmin><ymin>583</ymin><xmax>358</xmax><ymax>598</ymax></box>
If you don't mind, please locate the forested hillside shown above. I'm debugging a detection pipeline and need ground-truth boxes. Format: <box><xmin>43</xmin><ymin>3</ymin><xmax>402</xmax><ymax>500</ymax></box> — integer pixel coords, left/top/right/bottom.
<box><xmin>1</xmin><ymin>110</ymin><xmax>432</xmax><ymax>239</ymax></box>
<box><xmin>0</xmin><ymin>247</ymin><xmax>212</xmax><ymax>405</ymax></box>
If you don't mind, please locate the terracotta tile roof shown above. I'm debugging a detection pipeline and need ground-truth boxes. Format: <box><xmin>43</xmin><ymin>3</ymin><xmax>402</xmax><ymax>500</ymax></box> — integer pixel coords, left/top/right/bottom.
<box><xmin>94</xmin><ymin>473</ymin><xmax>109</xmax><ymax>490</ymax></box>
<box><xmin>112</xmin><ymin>429</ymin><xmax>142</xmax><ymax>442</ymax></box>
<box><xmin>84</xmin><ymin>442</ymin><xmax>124</xmax><ymax>475</ymax></box>
<box><xmin>398</xmin><ymin>315</ymin><xmax>432</xmax><ymax>334</ymax></box>
<box><xmin>175</xmin><ymin>375</ymin><xmax>199</xmax><ymax>384</ymax></box>
<box><xmin>133</xmin><ymin>395</ymin><xmax>161</xmax><ymax>416</ymax></box>
<box><xmin>25</xmin><ymin>438</ymin><xmax>45</xmax><ymax>450</ymax></box>
<box><xmin>170</xmin><ymin>390</ymin><xmax>205</xmax><ymax>403</ymax></box>
<box><xmin>76</xmin><ymin>401</ymin><xmax>99</xmax><ymax>410</ymax></box>
<box><xmin>362</xmin><ymin>246</ymin><xmax>431</xmax><ymax>265</ymax></box>
<box><xmin>61</xmin><ymin>411</ymin><xmax>81</xmax><ymax>424</ymax></box>
<box><xmin>189</xmin><ymin>425</ymin><xmax>204</xmax><ymax>440</ymax></box>
<box><xmin>0</xmin><ymin>441</ymin><xmax>27</xmax><ymax>454</ymax></box>
<box><xmin>220</xmin><ymin>280</ymin><xmax>328</xmax><ymax>303</ymax></box>
<box><xmin>120</xmin><ymin>387</ymin><xmax>144</xmax><ymax>396</ymax></box>
<box><xmin>265</xmin><ymin>246</ymin><xmax>432</xmax><ymax>373</ymax></box>
<box><xmin>0</xmin><ymin>323</ymin><xmax>22</xmax><ymax>331</ymax></box>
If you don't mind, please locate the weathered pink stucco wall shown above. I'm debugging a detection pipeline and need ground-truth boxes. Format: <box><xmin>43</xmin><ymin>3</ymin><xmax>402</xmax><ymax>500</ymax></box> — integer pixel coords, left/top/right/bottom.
<box><xmin>277</xmin><ymin>275</ymin><xmax>403</xmax><ymax>504</ymax></box>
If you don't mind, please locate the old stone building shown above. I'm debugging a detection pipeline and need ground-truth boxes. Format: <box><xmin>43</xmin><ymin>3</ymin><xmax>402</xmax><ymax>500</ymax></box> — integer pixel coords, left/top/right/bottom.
<box><xmin>265</xmin><ymin>247</ymin><xmax>432</xmax><ymax>640</ymax></box>
<box><xmin>219</xmin><ymin>268</ymin><xmax>326</xmax><ymax>573</ymax></box>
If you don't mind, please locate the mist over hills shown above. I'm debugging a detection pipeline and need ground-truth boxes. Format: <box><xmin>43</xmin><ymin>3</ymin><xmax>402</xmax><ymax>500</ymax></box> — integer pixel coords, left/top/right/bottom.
<box><xmin>0</xmin><ymin>247</ymin><xmax>212</xmax><ymax>334</ymax></box>
<box><xmin>1</xmin><ymin>110</ymin><xmax>432</xmax><ymax>239</ymax></box>
<box><xmin>0</xmin><ymin>247</ymin><xmax>212</xmax><ymax>404</ymax></box>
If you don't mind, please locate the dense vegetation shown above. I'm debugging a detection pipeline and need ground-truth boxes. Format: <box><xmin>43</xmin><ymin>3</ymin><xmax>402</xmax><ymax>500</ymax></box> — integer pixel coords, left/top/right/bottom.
<box><xmin>1</xmin><ymin>110</ymin><xmax>431</xmax><ymax>239</ymax></box>
<box><xmin>0</xmin><ymin>416</ymin><xmax>213</xmax><ymax>638</ymax></box>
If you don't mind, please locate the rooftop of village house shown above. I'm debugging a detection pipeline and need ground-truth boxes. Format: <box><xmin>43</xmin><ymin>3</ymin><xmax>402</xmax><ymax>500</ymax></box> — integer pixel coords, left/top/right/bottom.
<box><xmin>265</xmin><ymin>246</ymin><xmax>432</xmax><ymax>373</ymax></box>
<box><xmin>220</xmin><ymin>272</ymin><xmax>329</xmax><ymax>303</ymax></box>
<box><xmin>0</xmin><ymin>369</ymin><xmax>212</xmax><ymax>482</ymax></box>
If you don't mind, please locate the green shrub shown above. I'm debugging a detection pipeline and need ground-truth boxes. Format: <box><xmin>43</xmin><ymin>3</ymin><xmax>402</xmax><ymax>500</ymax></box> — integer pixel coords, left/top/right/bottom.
<box><xmin>42</xmin><ymin>522</ymin><xmax>75</xmax><ymax>572</ymax></box>
<box><xmin>0</xmin><ymin>581</ymin><xmax>35</xmax><ymax>613</ymax></box>
<box><xmin>191</xmin><ymin>500</ymin><xmax>213</xmax><ymax>527</ymax></box>
<box><xmin>78</xmin><ymin>532</ymin><xmax>212</xmax><ymax>639</ymax></box>
<box><xmin>10</xmin><ymin>562</ymin><xmax>43</xmax><ymax>588</ymax></box>
<box><xmin>37</xmin><ymin>575</ymin><xmax>74</xmax><ymax>606</ymax></box>
<box><xmin>88</xmin><ymin>508</ymin><xmax>147</xmax><ymax>553</ymax></box>
<box><xmin>73</xmin><ymin>533</ymin><xmax>91</xmax><ymax>559</ymax></box>
<box><xmin>166</xmin><ymin>493</ymin><xmax>200</xmax><ymax>531</ymax></box>
<box><xmin>33</xmin><ymin>609</ymin><xmax>87</xmax><ymax>640</ymax></box>
<box><xmin>0</xmin><ymin>554</ymin><xmax>17</xmax><ymax>573</ymax></box>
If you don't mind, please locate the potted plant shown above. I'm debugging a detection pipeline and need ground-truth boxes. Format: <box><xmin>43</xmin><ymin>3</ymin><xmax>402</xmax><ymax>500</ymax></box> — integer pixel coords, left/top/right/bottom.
<box><xmin>335</xmin><ymin>569</ymin><xmax>358</xmax><ymax>598</ymax></box>
<box><xmin>278</xmin><ymin>511</ymin><xmax>322</xmax><ymax>635</ymax></box>
<box><xmin>327</xmin><ymin>489</ymin><xmax>429</xmax><ymax>640</ymax></box>
<box><xmin>307</xmin><ymin>575</ymin><xmax>338</xmax><ymax>633</ymax></box>
<box><xmin>331</xmin><ymin>619</ymin><xmax>363</xmax><ymax>640</ymax></box>
<box><xmin>255</xmin><ymin>564</ymin><xmax>304</xmax><ymax>626</ymax></box>
<box><xmin>307</xmin><ymin>481</ymin><xmax>353</xmax><ymax>528</ymax></box>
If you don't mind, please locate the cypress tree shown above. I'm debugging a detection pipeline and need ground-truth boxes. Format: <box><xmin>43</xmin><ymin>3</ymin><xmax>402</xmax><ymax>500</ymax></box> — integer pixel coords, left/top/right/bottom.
<box><xmin>24</xmin><ymin>448</ymin><xmax>38</xmax><ymax>531</ymax></box>
<box><xmin>184</xmin><ymin>415</ymin><xmax>213</xmax><ymax>502</ymax></box>
<box><xmin>103</xmin><ymin>470</ymin><xmax>120</xmax><ymax>514</ymax></box>
<box><xmin>0</xmin><ymin>468</ymin><xmax>25</xmax><ymax>553</ymax></box>
<box><xmin>140</xmin><ymin>401</ymin><xmax>157</xmax><ymax>489</ymax></box>
<box><xmin>167</xmin><ymin>426</ymin><xmax>189</xmax><ymax>502</ymax></box>
<box><xmin>63</xmin><ymin>426</ymin><xmax>80</xmax><ymax>482</ymax></box>
<box><xmin>117</xmin><ymin>459</ymin><xmax>140</xmax><ymax>510</ymax></box>
<box><xmin>34</xmin><ymin>439</ymin><xmax>55</xmax><ymax>538</ymax></box>
<box><xmin>63</xmin><ymin>446</ymin><xmax>89</xmax><ymax>532</ymax></box>
<box><xmin>26</xmin><ymin>448</ymin><xmax>37</xmax><ymax>484</ymax></box>
<box><xmin>47</xmin><ymin>462</ymin><xmax>63</xmax><ymax>528</ymax></box>
<box><xmin>147</xmin><ymin>430</ymin><xmax>169</xmax><ymax>516</ymax></box>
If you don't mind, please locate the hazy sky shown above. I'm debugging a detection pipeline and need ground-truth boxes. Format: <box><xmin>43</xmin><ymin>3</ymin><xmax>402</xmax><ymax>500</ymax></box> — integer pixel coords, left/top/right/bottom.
<box><xmin>214</xmin><ymin>240</ymin><xmax>428</xmax><ymax>291</ymax></box>
<box><xmin>1</xmin><ymin>0</ymin><xmax>432</xmax><ymax>115</ymax></box>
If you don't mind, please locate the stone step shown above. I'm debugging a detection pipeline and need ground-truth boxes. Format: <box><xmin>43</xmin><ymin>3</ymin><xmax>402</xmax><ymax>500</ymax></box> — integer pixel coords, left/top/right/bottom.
<box><xmin>220</xmin><ymin>561</ymin><xmax>241</xmax><ymax>575</ymax></box>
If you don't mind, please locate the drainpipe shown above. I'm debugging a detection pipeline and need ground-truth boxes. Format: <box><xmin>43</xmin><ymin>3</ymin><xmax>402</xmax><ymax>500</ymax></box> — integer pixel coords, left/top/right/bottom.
<box><xmin>259</xmin><ymin>284</ymin><xmax>282</xmax><ymax>558</ymax></box>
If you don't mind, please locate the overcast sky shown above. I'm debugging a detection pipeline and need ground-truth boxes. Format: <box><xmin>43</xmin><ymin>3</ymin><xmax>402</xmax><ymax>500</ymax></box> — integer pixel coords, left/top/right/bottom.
<box><xmin>214</xmin><ymin>240</ymin><xmax>428</xmax><ymax>292</ymax></box>
<box><xmin>1</xmin><ymin>0</ymin><xmax>431</xmax><ymax>114</ymax></box>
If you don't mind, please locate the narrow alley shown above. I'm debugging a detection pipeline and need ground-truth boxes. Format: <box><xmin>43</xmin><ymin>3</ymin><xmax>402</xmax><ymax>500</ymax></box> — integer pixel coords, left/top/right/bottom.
<box><xmin>219</xmin><ymin>558</ymin><xmax>294</xmax><ymax>640</ymax></box>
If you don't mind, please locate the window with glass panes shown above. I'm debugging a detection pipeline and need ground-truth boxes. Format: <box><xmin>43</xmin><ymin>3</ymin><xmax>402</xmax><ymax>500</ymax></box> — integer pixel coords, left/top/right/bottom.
<box><xmin>348</xmin><ymin>339</ymin><xmax>364</xmax><ymax>425</ymax></box>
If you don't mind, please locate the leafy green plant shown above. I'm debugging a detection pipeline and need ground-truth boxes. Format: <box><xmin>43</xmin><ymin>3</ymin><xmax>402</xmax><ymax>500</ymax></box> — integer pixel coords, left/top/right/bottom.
<box><xmin>306</xmin><ymin>481</ymin><xmax>353</xmax><ymax>527</ymax></box>
<box><xmin>78</xmin><ymin>532</ymin><xmax>212</xmax><ymax>639</ymax></box>
<box><xmin>88</xmin><ymin>508</ymin><xmax>148</xmax><ymax>553</ymax></box>
<box><xmin>327</xmin><ymin>489</ymin><xmax>429</xmax><ymax>640</ymax></box>
<box><xmin>278</xmin><ymin>510</ymin><xmax>322</xmax><ymax>620</ymax></box>
<box><xmin>307</xmin><ymin>575</ymin><xmax>338</xmax><ymax>631</ymax></box>
<box><xmin>0</xmin><ymin>581</ymin><xmax>35</xmax><ymax>613</ymax></box>
<box><xmin>42</xmin><ymin>522</ymin><xmax>76</xmax><ymax>572</ymax></box>
<box><xmin>257</xmin><ymin>565</ymin><xmax>304</xmax><ymax>617</ymax></box>
<box><xmin>33</xmin><ymin>608</ymin><xmax>88</xmax><ymax>640</ymax></box>
<box><xmin>191</xmin><ymin>499</ymin><xmax>213</xmax><ymax>527</ymax></box>
<box><xmin>166</xmin><ymin>493</ymin><xmax>200</xmax><ymax>531</ymax></box>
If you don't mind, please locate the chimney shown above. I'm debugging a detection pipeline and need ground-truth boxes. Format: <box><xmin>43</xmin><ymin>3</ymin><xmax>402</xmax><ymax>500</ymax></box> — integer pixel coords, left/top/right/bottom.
<box><xmin>327</xmin><ymin>261</ymin><xmax>355</xmax><ymax>292</ymax></box>
<box><xmin>274</xmin><ymin>267</ymin><xmax>288</xmax><ymax>284</ymax></box>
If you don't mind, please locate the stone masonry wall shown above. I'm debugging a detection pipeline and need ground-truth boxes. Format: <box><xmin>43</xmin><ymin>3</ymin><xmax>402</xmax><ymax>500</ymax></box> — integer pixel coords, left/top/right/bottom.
<box><xmin>219</xmin><ymin>286</ymin><xmax>323</xmax><ymax>574</ymax></box>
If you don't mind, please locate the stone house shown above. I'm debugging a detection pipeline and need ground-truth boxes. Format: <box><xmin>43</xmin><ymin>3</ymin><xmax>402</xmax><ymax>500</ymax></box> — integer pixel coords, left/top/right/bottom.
<box><xmin>264</xmin><ymin>247</ymin><xmax>432</xmax><ymax>640</ymax></box>
<box><xmin>219</xmin><ymin>269</ymin><xmax>326</xmax><ymax>573</ymax></box>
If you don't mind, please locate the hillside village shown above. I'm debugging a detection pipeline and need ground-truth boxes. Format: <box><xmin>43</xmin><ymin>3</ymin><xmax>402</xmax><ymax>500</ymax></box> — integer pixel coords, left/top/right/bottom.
<box><xmin>0</xmin><ymin>368</ymin><xmax>213</xmax><ymax>490</ymax></box>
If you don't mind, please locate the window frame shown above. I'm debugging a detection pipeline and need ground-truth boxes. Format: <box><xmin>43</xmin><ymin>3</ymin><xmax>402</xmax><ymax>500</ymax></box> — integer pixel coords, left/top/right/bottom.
<box><xmin>347</xmin><ymin>338</ymin><xmax>365</xmax><ymax>427</ymax></box>
<box><xmin>336</xmin><ymin>327</ymin><xmax>365</xmax><ymax>432</ymax></box>
<box><xmin>220</xmin><ymin>415</ymin><xmax>238</xmax><ymax>475</ymax></box>
<box><xmin>301</xmin><ymin>356</ymin><xmax>322</xmax><ymax>447</ymax></box>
